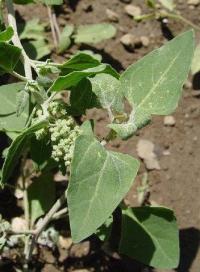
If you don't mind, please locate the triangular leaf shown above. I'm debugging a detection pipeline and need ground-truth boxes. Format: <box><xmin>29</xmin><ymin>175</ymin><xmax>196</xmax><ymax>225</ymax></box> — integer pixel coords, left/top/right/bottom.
<box><xmin>114</xmin><ymin>30</ymin><xmax>194</xmax><ymax>139</ymax></box>
<box><xmin>67</xmin><ymin>134</ymin><xmax>139</xmax><ymax>242</ymax></box>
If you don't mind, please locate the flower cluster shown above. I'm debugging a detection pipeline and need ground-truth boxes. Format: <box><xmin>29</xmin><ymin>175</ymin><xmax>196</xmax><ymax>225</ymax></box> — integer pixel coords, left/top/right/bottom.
<box><xmin>34</xmin><ymin>100</ymin><xmax>80</xmax><ymax>168</ymax></box>
<box><xmin>50</xmin><ymin>118</ymin><xmax>80</xmax><ymax>167</ymax></box>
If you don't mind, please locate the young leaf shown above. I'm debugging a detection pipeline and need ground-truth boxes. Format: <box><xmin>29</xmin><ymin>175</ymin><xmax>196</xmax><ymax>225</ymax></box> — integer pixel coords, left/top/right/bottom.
<box><xmin>50</xmin><ymin>64</ymin><xmax>119</xmax><ymax>92</ymax></box>
<box><xmin>0</xmin><ymin>42</ymin><xmax>21</xmax><ymax>72</ymax></box>
<box><xmin>117</xmin><ymin>30</ymin><xmax>194</xmax><ymax>138</ymax></box>
<box><xmin>1</xmin><ymin>120</ymin><xmax>48</xmax><ymax>186</ymax></box>
<box><xmin>69</xmin><ymin>78</ymin><xmax>100</xmax><ymax>116</ymax></box>
<box><xmin>0</xmin><ymin>82</ymin><xmax>29</xmax><ymax>131</ymax></box>
<box><xmin>59</xmin><ymin>52</ymin><xmax>101</xmax><ymax>71</ymax></box>
<box><xmin>28</xmin><ymin>173</ymin><xmax>56</xmax><ymax>226</ymax></box>
<box><xmin>0</xmin><ymin>26</ymin><xmax>14</xmax><ymax>42</ymax></box>
<box><xmin>158</xmin><ymin>0</ymin><xmax>175</xmax><ymax>11</ymax></box>
<box><xmin>74</xmin><ymin>23</ymin><xmax>116</xmax><ymax>44</ymax></box>
<box><xmin>120</xmin><ymin>207</ymin><xmax>179</xmax><ymax>269</ymax></box>
<box><xmin>67</xmin><ymin>134</ymin><xmax>139</xmax><ymax>242</ymax></box>
<box><xmin>191</xmin><ymin>43</ymin><xmax>200</xmax><ymax>75</ymax></box>
<box><xmin>58</xmin><ymin>25</ymin><xmax>74</xmax><ymax>53</ymax></box>
<box><xmin>16</xmin><ymin>89</ymin><xmax>29</xmax><ymax>117</ymax></box>
<box><xmin>89</xmin><ymin>73</ymin><xmax>124</xmax><ymax>114</ymax></box>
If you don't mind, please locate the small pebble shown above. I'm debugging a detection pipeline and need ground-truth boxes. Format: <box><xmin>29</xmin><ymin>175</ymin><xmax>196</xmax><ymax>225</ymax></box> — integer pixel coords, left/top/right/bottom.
<box><xmin>106</xmin><ymin>8</ymin><xmax>119</xmax><ymax>22</ymax></box>
<box><xmin>164</xmin><ymin>116</ymin><xmax>176</xmax><ymax>126</ymax></box>
<box><xmin>124</xmin><ymin>4</ymin><xmax>141</xmax><ymax>17</ymax></box>
<box><xmin>59</xmin><ymin>236</ymin><xmax>73</xmax><ymax>250</ymax></box>
<box><xmin>187</xmin><ymin>0</ymin><xmax>200</xmax><ymax>6</ymax></box>
<box><xmin>140</xmin><ymin>36</ymin><xmax>150</xmax><ymax>47</ymax></box>
<box><xmin>120</xmin><ymin>33</ymin><xmax>141</xmax><ymax>51</ymax></box>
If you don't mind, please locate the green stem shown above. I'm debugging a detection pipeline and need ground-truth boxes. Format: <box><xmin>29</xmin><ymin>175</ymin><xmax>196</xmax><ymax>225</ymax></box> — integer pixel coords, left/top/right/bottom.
<box><xmin>25</xmin><ymin>107</ymin><xmax>36</xmax><ymax>128</ymax></box>
<box><xmin>5</xmin><ymin>0</ymin><xmax>33</xmax><ymax>79</ymax></box>
<box><xmin>134</xmin><ymin>12</ymin><xmax>155</xmax><ymax>22</ymax></box>
<box><xmin>25</xmin><ymin>193</ymin><xmax>67</xmax><ymax>261</ymax></box>
<box><xmin>11</xmin><ymin>71</ymin><xmax>27</xmax><ymax>82</ymax></box>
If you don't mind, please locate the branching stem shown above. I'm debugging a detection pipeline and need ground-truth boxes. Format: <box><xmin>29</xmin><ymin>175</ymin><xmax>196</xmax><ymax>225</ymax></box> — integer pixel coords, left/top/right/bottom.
<box><xmin>5</xmin><ymin>0</ymin><xmax>33</xmax><ymax>79</ymax></box>
<box><xmin>25</xmin><ymin>193</ymin><xmax>67</xmax><ymax>261</ymax></box>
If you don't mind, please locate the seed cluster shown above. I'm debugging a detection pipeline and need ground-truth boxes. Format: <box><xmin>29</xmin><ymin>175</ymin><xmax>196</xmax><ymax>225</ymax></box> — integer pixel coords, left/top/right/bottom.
<box><xmin>34</xmin><ymin>100</ymin><xmax>80</xmax><ymax>168</ymax></box>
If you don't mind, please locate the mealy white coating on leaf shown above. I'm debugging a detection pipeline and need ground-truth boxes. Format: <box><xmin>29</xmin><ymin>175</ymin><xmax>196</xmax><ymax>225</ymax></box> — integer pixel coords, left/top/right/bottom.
<box><xmin>114</xmin><ymin>30</ymin><xmax>194</xmax><ymax>139</ymax></box>
<box><xmin>89</xmin><ymin>73</ymin><xmax>124</xmax><ymax>115</ymax></box>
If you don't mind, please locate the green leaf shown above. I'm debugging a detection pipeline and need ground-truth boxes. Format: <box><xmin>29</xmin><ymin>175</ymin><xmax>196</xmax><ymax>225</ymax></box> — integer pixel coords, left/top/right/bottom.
<box><xmin>50</xmin><ymin>64</ymin><xmax>119</xmax><ymax>92</ymax></box>
<box><xmin>59</xmin><ymin>52</ymin><xmax>101</xmax><ymax>71</ymax></box>
<box><xmin>158</xmin><ymin>0</ymin><xmax>175</xmax><ymax>11</ymax></box>
<box><xmin>30</xmin><ymin>135</ymin><xmax>54</xmax><ymax>171</ymax></box>
<box><xmin>67</xmin><ymin>134</ymin><xmax>139</xmax><ymax>242</ymax></box>
<box><xmin>0</xmin><ymin>83</ymin><xmax>29</xmax><ymax>131</ymax></box>
<box><xmin>58</xmin><ymin>25</ymin><xmax>74</xmax><ymax>53</ymax></box>
<box><xmin>1</xmin><ymin>120</ymin><xmax>48</xmax><ymax>186</ymax></box>
<box><xmin>120</xmin><ymin>207</ymin><xmax>179</xmax><ymax>269</ymax></box>
<box><xmin>191</xmin><ymin>43</ymin><xmax>200</xmax><ymax>75</ymax></box>
<box><xmin>89</xmin><ymin>73</ymin><xmax>124</xmax><ymax>114</ymax></box>
<box><xmin>118</xmin><ymin>30</ymin><xmax>194</xmax><ymax>138</ymax></box>
<box><xmin>69</xmin><ymin>78</ymin><xmax>100</xmax><ymax>116</ymax></box>
<box><xmin>0</xmin><ymin>26</ymin><xmax>14</xmax><ymax>42</ymax></box>
<box><xmin>0</xmin><ymin>42</ymin><xmax>21</xmax><ymax>72</ymax></box>
<box><xmin>16</xmin><ymin>89</ymin><xmax>29</xmax><ymax>117</ymax></box>
<box><xmin>74</xmin><ymin>23</ymin><xmax>117</xmax><ymax>44</ymax></box>
<box><xmin>19</xmin><ymin>19</ymin><xmax>46</xmax><ymax>40</ymax></box>
<box><xmin>23</xmin><ymin>39</ymin><xmax>51</xmax><ymax>60</ymax></box>
<box><xmin>28</xmin><ymin>173</ymin><xmax>56</xmax><ymax>226</ymax></box>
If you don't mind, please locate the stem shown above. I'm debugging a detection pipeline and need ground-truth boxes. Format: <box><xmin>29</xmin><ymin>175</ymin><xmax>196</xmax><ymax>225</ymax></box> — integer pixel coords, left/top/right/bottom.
<box><xmin>25</xmin><ymin>193</ymin><xmax>67</xmax><ymax>261</ymax></box>
<box><xmin>52</xmin><ymin>11</ymin><xmax>60</xmax><ymax>39</ymax></box>
<box><xmin>11</xmin><ymin>71</ymin><xmax>27</xmax><ymax>81</ymax></box>
<box><xmin>25</xmin><ymin>107</ymin><xmax>36</xmax><ymax>128</ymax></box>
<box><xmin>47</xmin><ymin>6</ymin><xmax>58</xmax><ymax>47</ymax></box>
<box><xmin>5</xmin><ymin>0</ymin><xmax>33</xmax><ymax>79</ymax></box>
<box><xmin>51</xmin><ymin>207</ymin><xmax>68</xmax><ymax>220</ymax></box>
<box><xmin>134</xmin><ymin>12</ymin><xmax>155</xmax><ymax>22</ymax></box>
